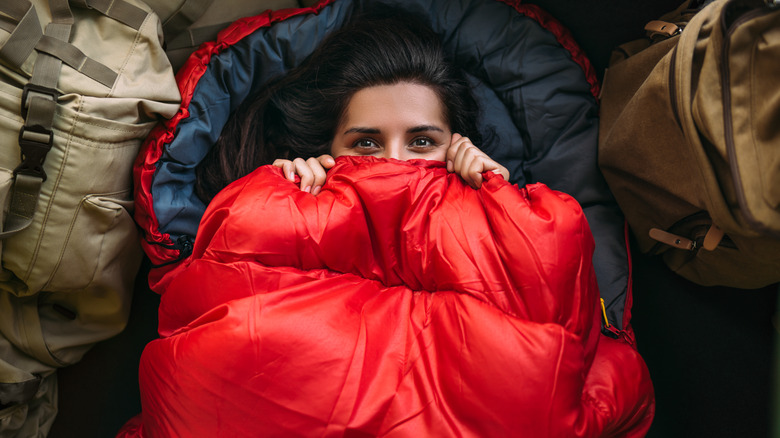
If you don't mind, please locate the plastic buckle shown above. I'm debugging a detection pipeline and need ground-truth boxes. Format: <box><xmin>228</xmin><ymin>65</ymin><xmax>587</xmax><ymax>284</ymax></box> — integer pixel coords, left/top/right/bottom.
<box><xmin>21</xmin><ymin>83</ymin><xmax>58</xmax><ymax>120</ymax></box>
<box><xmin>14</xmin><ymin>125</ymin><xmax>53</xmax><ymax>181</ymax></box>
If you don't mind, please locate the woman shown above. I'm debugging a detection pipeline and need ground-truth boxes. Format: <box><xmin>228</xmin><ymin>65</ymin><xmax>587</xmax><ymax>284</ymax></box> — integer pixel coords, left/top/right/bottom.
<box><xmin>195</xmin><ymin>7</ymin><xmax>508</xmax><ymax>201</ymax></box>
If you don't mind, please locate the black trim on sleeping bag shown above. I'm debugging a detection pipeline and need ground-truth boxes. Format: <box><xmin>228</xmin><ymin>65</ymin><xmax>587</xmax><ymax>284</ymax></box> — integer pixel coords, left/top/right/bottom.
<box><xmin>140</xmin><ymin>0</ymin><xmax>632</xmax><ymax>334</ymax></box>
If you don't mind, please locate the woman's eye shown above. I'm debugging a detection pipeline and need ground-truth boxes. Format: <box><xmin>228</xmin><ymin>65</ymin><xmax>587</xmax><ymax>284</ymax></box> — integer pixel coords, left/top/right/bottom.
<box><xmin>411</xmin><ymin>137</ymin><xmax>436</xmax><ymax>148</ymax></box>
<box><xmin>354</xmin><ymin>139</ymin><xmax>378</xmax><ymax>149</ymax></box>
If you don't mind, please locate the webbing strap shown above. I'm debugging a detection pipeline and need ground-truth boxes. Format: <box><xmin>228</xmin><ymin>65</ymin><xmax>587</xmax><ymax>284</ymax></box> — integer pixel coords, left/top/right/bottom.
<box><xmin>48</xmin><ymin>0</ymin><xmax>75</xmax><ymax>25</ymax></box>
<box><xmin>0</xmin><ymin>174</ymin><xmax>43</xmax><ymax>239</ymax></box>
<box><xmin>23</xmin><ymin>94</ymin><xmax>57</xmax><ymax>131</ymax></box>
<box><xmin>162</xmin><ymin>0</ymin><xmax>215</xmax><ymax>39</ymax></box>
<box><xmin>0</xmin><ymin>14</ymin><xmax>20</xmax><ymax>33</ymax></box>
<box><xmin>165</xmin><ymin>22</ymin><xmax>226</xmax><ymax>50</ymax></box>
<box><xmin>70</xmin><ymin>0</ymin><xmax>149</xmax><ymax>30</ymax></box>
<box><xmin>0</xmin><ymin>0</ymin><xmax>33</xmax><ymax>17</ymax></box>
<box><xmin>35</xmin><ymin>35</ymin><xmax>118</xmax><ymax>87</ymax></box>
<box><xmin>0</xmin><ymin>0</ymin><xmax>43</xmax><ymax>68</ymax></box>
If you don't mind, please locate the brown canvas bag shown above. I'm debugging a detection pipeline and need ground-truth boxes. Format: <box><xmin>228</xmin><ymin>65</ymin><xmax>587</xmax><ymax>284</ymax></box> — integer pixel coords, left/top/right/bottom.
<box><xmin>599</xmin><ymin>0</ymin><xmax>780</xmax><ymax>288</ymax></box>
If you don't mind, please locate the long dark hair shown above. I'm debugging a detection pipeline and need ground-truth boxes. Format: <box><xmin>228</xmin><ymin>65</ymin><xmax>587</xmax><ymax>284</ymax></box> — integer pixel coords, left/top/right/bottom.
<box><xmin>195</xmin><ymin>6</ymin><xmax>483</xmax><ymax>202</ymax></box>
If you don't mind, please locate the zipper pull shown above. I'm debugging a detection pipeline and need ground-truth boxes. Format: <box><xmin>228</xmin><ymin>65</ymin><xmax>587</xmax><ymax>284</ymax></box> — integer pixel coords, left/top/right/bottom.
<box><xmin>600</xmin><ymin>298</ymin><xmax>622</xmax><ymax>339</ymax></box>
<box><xmin>176</xmin><ymin>235</ymin><xmax>195</xmax><ymax>257</ymax></box>
<box><xmin>649</xmin><ymin>228</ymin><xmax>696</xmax><ymax>250</ymax></box>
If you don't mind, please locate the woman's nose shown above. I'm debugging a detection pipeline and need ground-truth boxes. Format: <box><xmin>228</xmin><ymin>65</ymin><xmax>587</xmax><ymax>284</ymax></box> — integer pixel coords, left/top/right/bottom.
<box><xmin>381</xmin><ymin>142</ymin><xmax>403</xmax><ymax>160</ymax></box>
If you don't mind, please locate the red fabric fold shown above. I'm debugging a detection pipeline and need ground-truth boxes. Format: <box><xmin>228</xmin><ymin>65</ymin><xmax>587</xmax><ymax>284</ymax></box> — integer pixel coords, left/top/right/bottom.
<box><xmin>120</xmin><ymin>157</ymin><xmax>653</xmax><ymax>437</ymax></box>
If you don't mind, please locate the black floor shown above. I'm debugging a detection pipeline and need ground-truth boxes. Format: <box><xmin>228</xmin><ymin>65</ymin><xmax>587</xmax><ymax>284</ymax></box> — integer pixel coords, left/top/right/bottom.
<box><xmin>631</xmin><ymin>248</ymin><xmax>778</xmax><ymax>437</ymax></box>
<box><xmin>49</xmin><ymin>260</ymin><xmax>159</xmax><ymax>437</ymax></box>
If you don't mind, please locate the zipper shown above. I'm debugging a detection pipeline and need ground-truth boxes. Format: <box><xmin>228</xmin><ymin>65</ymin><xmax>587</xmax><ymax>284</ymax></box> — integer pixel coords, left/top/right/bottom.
<box><xmin>601</xmin><ymin>324</ymin><xmax>634</xmax><ymax>346</ymax></box>
<box><xmin>599</xmin><ymin>298</ymin><xmax>626</xmax><ymax>341</ymax></box>
<box><xmin>720</xmin><ymin>1</ymin><xmax>779</xmax><ymax>236</ymax></box>
<box><xmin>147</xmin><ymin>234</ymin><xmax>194</xmax><ymax>252</ymax></box>
<box><xmin>176</xmin><ymin>235</ymin><xmax>194</xmax><ymax>257</ymax></box>
<box><xmin>149</xmin><ymin>234</ymin><xmax>195</xmax><ymax>268</ymax></box>
<box><xmin>601</xmin><ymin>325</ymin><xmax>620</xmax><ymax>339</ymax></box>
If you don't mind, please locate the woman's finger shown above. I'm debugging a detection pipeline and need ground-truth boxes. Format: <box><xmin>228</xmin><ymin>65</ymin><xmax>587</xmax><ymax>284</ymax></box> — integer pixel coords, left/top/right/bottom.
<box><xmin>292</xmin><ymin>157</ymin><xmax>315</xmax><ymax>192</ymax></box>
<box><xmin>307</xmin><ymin>156</ymin><xmax>328</xmax><ymax>195</ymax></box>
<box><xmin>459</xmin><ymin>147</ymin><xmax>484</xmax><ymax>189</ymax></box>
<box><xmin>465</xmin><ymin>155</ymin><xmax>488</xmax><ymax>189</ymax></box>
<box><xmin>272</xmin><ymin>159</ymin><xmax>296</xmax><ymax>182</ymax></box>
<box><xmin>446</xmin><ymin>133</ymin><xmax>463</xmax><ymax>172</ymax></box>
<box><xmin>451</xmin><ymin>136</ymin><xmax>476</xmax><ymax>178</ymax></box>
<box><xmin>317</xmin><ymin>154</ymin><xmax>337</xmax><ymax>169</ymax></box>
<box><xmin>446</xmin><ymin>134</ymin><xmax>509</xmax><ymax>189</ymax></box>
<box><xmin>492</xmin><ymin>163</ymin><xmax>510</xmax><ymax>182</ymax></box>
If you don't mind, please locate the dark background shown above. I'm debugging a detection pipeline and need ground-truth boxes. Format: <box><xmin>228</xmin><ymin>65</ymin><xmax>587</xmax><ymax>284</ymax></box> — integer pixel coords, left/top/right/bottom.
<box><xmin>50</xmin><ymin>1</ymin><xmax>779</xmax><ymax>436</ymax></box>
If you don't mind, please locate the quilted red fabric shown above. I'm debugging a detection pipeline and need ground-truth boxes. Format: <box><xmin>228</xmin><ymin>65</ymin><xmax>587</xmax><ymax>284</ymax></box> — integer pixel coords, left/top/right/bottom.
<box><xmin>120</xmin><ymin>157</ymin><xmax>653</xmax><ymax>437</ymax></box>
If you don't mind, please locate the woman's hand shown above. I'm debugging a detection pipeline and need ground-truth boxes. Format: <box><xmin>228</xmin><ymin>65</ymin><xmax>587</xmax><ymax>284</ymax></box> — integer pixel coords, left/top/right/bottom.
<box><xmin>273</xmin><ymin>154</ymin><xmax>336</xmax><ymax>195</ymax></box>
<box><xmin>446</xmin><ymin>133</ymin><xmax>509</xmax><ymax>189</ymax></box>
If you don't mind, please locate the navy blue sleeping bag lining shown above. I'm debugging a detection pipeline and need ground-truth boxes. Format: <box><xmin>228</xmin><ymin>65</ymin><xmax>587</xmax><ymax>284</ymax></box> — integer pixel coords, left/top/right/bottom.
<box><xmin>150</xmin><ymin>0</ymin><xmax>629</xmax><ymax>330</ymax></box>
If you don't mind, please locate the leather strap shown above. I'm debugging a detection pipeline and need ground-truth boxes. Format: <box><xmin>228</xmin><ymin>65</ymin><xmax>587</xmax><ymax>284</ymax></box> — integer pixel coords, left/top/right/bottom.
<box><xmin>648</xmin><ymin>228</ymin><xmax>695</xmax><ymax>250</ymax></box>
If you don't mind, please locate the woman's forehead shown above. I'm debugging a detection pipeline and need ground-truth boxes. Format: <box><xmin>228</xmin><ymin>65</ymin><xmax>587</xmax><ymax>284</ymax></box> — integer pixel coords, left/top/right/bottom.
<box><xmin>339</xmin><ymin>82</ymin><xmax>448</xmax><ymax>131</ymax></box>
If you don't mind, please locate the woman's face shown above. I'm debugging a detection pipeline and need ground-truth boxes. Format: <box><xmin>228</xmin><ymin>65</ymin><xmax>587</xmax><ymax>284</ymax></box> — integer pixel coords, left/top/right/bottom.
<box><xmin>330</xmin><ymin>82</ymin><xmax>452</xmax><ymax>161</ymax></box>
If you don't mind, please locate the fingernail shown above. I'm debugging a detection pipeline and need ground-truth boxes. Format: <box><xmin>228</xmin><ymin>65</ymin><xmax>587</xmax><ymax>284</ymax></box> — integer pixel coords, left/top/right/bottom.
<box><xmin>288</xmin><ymin>172</ymin><xmax>295</xmax><ymax>180</ymax></box>
<box><xmin>312</xmin><ymin>186</ymin><xmax>321</xmax><ymax>196</ymax></box>
<box><xmin>303</xmin><ymin>186</ymin><xmax>311</xmax><ymax>193</ymax></box>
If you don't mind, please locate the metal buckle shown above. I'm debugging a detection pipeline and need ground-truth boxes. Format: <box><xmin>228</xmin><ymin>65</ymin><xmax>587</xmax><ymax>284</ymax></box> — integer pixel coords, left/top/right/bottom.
<box><xmin>21</xmin><ymin>83</ymin><xmax>58</xmax><ymax>120</ymax></box>
<box><xmin>14</xmin><ymin>125</ymin><xmax>53</xmax><ymax>181</ymax></box>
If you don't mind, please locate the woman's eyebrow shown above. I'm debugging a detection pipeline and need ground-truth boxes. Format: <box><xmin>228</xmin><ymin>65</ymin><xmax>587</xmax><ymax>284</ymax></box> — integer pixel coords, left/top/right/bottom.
<box><xmin>408</xmin><ymin>125</ymin><xmax>445</xmax><ymax>133</ymax></box>
<box><xmin>343</xmin><ymin>125</ymin><xmax>445</xmax><ymax>135</ymax></box>
<box><xmin>344</xmin><ymin>127</ymin><xmax>380</xmax><ymax>135</ymax></box>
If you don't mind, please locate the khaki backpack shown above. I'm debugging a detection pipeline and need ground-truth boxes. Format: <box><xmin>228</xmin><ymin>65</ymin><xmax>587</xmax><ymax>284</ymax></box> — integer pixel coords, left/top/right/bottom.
<box><xmin>598</xmin><ymin>0</ymin><xmax>780</xmax><ymax>288</ymax></box>
<box><xmin>0</xmin><ymin>0</ymin><xmax>179</xmax><ymax>435</ymax></box>
<box><xmin>140</xmin><ymin>0</ymin><xmax>303</xmax><ymax>71</ymax></box>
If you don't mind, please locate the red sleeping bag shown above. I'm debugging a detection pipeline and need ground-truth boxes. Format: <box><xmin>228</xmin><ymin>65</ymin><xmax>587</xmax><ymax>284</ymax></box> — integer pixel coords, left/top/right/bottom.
<box><xmin>119</xmin><ymin>157</ymin><xmax>654</xmax><ymax>437</ymax></box>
